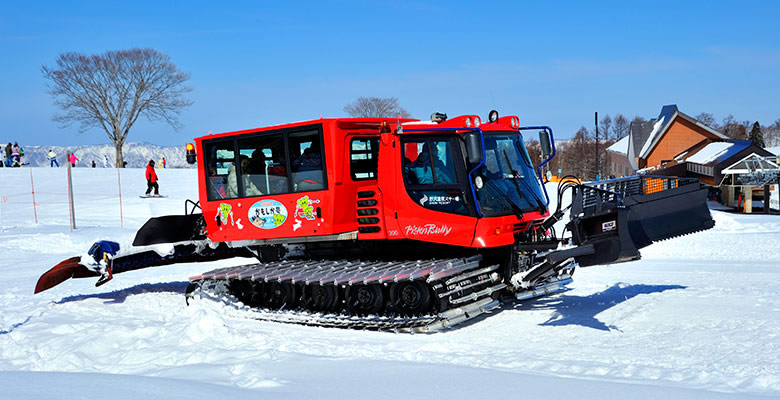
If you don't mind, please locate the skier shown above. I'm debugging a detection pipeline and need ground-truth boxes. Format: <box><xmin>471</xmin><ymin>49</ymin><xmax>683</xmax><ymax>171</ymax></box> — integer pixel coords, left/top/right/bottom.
<box><xmin>11</xmin><ymin>142</ymin><xmax>21</xmax><ymax>167</ymax></box>
<box><xmin>48</xmin><ymin>149</ymin><xmax>59</xmax><ymax>167</ymax></box>
<box><xmin>145</xmin><ymin>160</ymin><xmax>160</xmax><ymax>196</ymax></box>
<box><xmin>68</xmin><ymin>152</ymin><xmax>79</xmax><ymax>167</ymax></box>
<box><xmin>103</xmin><ymin>155</ymin><xmax>109</xmax><ymax>168</ymax></box>
<box><xmin>162</xmin><ymin>157</ymin><xmax>167</xmax><ymax>169</ymax></box>
<box><xmin>4</xmin><ymin>143</ymin><xmax>11</xmax><ymax>167</ymax></box>
<box><xmin>91</xmin><ymin>160</ymin><xmax>96</xmax><ymax>168</ymax></box>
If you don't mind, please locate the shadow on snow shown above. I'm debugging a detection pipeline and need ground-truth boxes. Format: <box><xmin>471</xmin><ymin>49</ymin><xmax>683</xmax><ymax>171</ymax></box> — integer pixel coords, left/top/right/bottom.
<box><xmin>512</xmin><ymin>283</ymin><xmax>687</xmax><ymax>331</ymax></box>
<box><xmin>5</xmin><ymin>282</ymin><xmax>686</xmax><ymax>334</ymax></box>
<box><xmin>1</xmin><ymin>282</ymin><xmax>189</xmax><ymax>335</ymax></box>
<box><xmin>55</xmin><ymin>281</ymin><xmax>190</xmax><ymax>305</ymax></box>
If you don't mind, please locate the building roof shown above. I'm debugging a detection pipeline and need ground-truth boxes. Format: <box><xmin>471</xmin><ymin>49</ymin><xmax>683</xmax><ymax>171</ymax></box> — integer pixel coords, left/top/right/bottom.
<box><xmin>686</xmin><ymin>140</ymin><xmax>754</xmax><ymax>167</ymax></box>
<box><xmin>637</xmin><ymin>105</ymin><xmax>728</xmax><ymax>160</ymax></box>
<box><xmin>721</xmin><ymin>153</ymin><xmax>780</xmax><ymax>175</ymax></box>
<box><xmin>606</xmin><ymin>135</ymin><xmax>629</xmax><ymax>155</ymax></box>
<box><xmin>627</xmin><ymin>120</ymin><xmax>655</xmax><ymax>169</ymax></box>
<box><xmin>685</xmin><ymin>142</ymin><xmax>735</xmax><ymax>164</ymax></box>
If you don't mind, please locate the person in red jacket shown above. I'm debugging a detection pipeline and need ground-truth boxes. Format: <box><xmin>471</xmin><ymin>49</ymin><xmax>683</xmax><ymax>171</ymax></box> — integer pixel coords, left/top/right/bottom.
<box><xmin>145</xmin><ymin>160</ymin><xmax>159</xmax><ymax>196</ymax></box>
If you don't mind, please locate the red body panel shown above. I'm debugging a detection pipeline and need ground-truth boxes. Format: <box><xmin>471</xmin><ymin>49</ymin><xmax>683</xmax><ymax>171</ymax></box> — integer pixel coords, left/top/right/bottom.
<box><xmin>193</xmin><ymin>116</ymin><xmax>549</xmax><ymax>249</ymax></box>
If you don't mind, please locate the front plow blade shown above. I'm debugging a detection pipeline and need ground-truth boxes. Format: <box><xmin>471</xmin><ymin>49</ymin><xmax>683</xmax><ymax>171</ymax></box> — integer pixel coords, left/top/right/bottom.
<box><xmin>623</xmin><ymin>178</ymin><xmax>715</xmax><ymax>248</ymax></box>
<box><xmin>568</xmin><ymin>176</ymin><xmax>714</xmax><ymax>267</ymax></box>
<box><xmin>34</xmin><ymin>257</ymin><xmax>98</xmax><ymax>294</ymax></box>
<box><xmin>132</xmin><ymin>214</ymin><xmax>206</xmax><ymax>246</ymax></box>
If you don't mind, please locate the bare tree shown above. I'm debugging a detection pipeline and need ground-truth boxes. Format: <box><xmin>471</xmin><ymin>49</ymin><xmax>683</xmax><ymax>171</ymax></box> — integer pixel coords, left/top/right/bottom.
<box><xmin>766</xmin><ymin>119</ymin><xmax>780</xmax><ymax>147</ymax></box>
<box><xmin>42</xmin><ymin>48</ymin><xmax>193</xmax><ymax>167</ymax></box>
<box><xmin>344</xmin><ymin>96</ymin><xmax>411</xmax><ymax>118</ymax></box>
<box><xmin>695</xmin><ymin>112</ymin><xmax>718</xmax><ymax>130</ymax></box>
<box><xmin>570</xmin><ymin>126</ymin><xmax>593</xmax><ymax>179</ymax></box>
<box><xmin>720</xmin><ymin>115</ymin><xmax>750</xmax><ymax>140</ymax></box>
<box><xmin>599</xmin><ymin>114</ymin><xmax>612</xmax><ymax>142</ymax></box>
<box><xmin>612</xmin><ymin>114</ymin><xmax>629</xmax><ymax>141</ymax></box>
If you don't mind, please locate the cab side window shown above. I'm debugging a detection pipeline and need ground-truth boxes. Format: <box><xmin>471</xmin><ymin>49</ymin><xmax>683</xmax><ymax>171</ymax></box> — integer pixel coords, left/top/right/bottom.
<box><xmin>402</xmin><ymin>138</ymin><xmax>468</xmax><ymax>215</ymax></box>
<box><xmin>204</xmin><ymin>140</ymin><xmax>237</xmax><ymax>200</ymax></box>
<box><xmin>350</xmin><ymin>137</ymin><xmax>379</xmax><ymax>180</ymax></box>
<box><xmin>403</xmin><ymin>140</ymin><xmax>459</xmax><ymax>185</ymax></box>
<box><xmin>236</xmin><ymin>133</ymin><xmax>288</xmax><ymax>196</ymax></box>
<box><xmin>288</xmin><ymin>130</ymin><xmax>326</xmax><ymax>192</ymax></box>
<box><xmin>204</xmin><ymin>125</ymin><xmax>326</xmax><ymax>200</ymax></box>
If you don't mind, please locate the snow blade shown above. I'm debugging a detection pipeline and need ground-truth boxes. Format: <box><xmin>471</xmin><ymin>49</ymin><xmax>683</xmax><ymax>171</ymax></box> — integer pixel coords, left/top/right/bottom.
<box><xmin>34</xmin><ymin>257</ymin><xmax>99</xmax><ymax>294</ymax></box>
<box><xmin>132</xmin><ymin>214</ymin><xmax>206</xmax><ymax>246</ymax></box>
<box><xmin>568</xmin><ymin>176</ymin><xmax>714</xmax><ymax>267</ymax></box>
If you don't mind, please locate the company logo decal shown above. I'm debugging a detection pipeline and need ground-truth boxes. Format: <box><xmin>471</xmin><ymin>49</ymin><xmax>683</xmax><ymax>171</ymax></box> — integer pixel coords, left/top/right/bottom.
<box><xmin>248</xmin><ymin>199</ymin><xmax>288</xmax><ymax>229</ymax></box>
<box><xmin>404</xmin><ymin>224</ymin><xmax>452</xmax><ymax>236</ymax></box>
<box><xmin>420</xmin><ymin>194</ymin><xmax>458</xmax><ymax>206</ymax></box>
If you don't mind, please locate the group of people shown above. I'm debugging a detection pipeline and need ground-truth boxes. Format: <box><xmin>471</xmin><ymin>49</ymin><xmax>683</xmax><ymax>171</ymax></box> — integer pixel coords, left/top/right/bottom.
<box><xmin>2</xmin><ymin>142</ymin><xmax>23</xmax><ymax>167</ymax></box>
<box><xmin>46</xmin><ymin>150</ymin><xmax>113</xmax><ymax>168</ymax></box>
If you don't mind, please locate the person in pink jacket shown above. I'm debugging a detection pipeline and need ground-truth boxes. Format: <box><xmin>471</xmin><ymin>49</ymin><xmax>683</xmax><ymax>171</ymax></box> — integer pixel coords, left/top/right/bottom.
<box><xmin>68</xmin><ymin>152</ymin><xmax>79</xmax><ymax>167</ymax></box>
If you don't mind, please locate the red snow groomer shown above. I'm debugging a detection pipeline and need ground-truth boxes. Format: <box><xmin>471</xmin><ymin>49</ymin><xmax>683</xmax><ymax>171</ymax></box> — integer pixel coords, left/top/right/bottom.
<box><xmin>36</xmin><ymin>111</ymin><xmax>714</xmax><ymax>332</ymax></box>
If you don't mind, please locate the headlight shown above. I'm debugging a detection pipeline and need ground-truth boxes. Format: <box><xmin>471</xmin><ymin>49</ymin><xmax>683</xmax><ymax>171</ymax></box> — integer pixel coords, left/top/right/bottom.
<box><xmin>474</xmin><ymin>175</ymin><xmax>484</xmax><ymax>189</ymax></box>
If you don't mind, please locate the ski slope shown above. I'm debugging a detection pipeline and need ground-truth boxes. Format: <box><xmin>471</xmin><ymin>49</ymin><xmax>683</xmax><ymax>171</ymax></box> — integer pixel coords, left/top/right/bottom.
<box><xmin>0</xmin><ymin>167</ymin><xmax>778</xmax><ymax>399</ymax></box>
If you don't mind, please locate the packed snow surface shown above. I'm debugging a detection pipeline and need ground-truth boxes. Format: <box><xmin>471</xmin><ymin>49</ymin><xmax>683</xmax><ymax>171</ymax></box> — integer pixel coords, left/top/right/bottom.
<box><xmin>0</xmin><ymin>167</ymin><xmax>778</xmax><ymax>399</ymax></box>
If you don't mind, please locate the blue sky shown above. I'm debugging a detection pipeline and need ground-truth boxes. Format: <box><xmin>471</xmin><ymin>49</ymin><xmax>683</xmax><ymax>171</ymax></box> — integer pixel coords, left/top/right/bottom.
<box><xmin>1</xmin><ymin>1</ymin><xmax>779</xmax><ymax>146</ymax></box>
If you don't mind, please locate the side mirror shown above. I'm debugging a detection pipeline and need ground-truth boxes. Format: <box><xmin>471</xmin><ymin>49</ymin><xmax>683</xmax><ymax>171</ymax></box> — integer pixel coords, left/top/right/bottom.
<box><xmin>539</xmin><ymin>130</ymin><xmax>552</xmax><ymax>160</ymax></box>
<box><xmin>465</xmin><ymin>133</ymin><xmax>483</xmax><ymax>165</ymax></box>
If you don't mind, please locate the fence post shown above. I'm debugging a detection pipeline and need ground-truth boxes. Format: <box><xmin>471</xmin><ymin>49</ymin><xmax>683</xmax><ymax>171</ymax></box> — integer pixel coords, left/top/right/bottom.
<box><xmin>66</xmin><ymin>152</ymin><xmax>76</xmax><ymax>231</ymax></box>
<box><xmin>117</xmin><ymin>167</ymin><xmax>124</xmax><ymax>228</ymax></box>
<box><xmin>29</xmin><ymin>166</ymin><xmax>38</xmax><ymax>224</ymax></box>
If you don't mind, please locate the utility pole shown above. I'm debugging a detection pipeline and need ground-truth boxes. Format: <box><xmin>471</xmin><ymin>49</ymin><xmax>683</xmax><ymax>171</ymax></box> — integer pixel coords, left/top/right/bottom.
<box><xmin>595</xmin><ymin>111</ymin><xmax>599</xmax><ymax>180</ymax></box>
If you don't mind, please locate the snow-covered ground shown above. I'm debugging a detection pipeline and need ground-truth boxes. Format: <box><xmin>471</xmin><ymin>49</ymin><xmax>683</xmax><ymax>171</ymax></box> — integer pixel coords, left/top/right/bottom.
<box><xmin>0</xmin><ymin>167</ymin><xmax>778</xmax><ymax>399</ymax></box>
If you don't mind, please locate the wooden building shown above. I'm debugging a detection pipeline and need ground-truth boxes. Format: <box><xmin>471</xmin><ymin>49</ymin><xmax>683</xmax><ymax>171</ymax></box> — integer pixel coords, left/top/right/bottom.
<box><xmin>626</xmin><ymin>104</ymin><xmax>775</xmax><ymax>212</ymax></box>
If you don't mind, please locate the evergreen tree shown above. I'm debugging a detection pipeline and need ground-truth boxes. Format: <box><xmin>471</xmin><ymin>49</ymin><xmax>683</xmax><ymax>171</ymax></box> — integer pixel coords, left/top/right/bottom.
<box><xmin>748</xmin><ymin>121</ymin><xmax>765</xmax><ymax>148</ymax></box>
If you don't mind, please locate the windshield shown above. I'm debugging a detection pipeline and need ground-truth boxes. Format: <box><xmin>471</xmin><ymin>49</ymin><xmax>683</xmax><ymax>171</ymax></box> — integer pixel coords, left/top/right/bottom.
<box><xmin>476</xmin><ymin>132</ymin><xmax>547</xmax><ymax>215</ymax></box>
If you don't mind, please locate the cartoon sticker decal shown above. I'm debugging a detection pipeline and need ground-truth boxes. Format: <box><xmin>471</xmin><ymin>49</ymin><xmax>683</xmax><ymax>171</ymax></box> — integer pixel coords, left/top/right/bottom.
<box><xmin>295</xmin><ymin>195</ymin><xmax>320</xmax><ymax>220</ymax></box>
<box><xmin>248</xmin><ymin>199</ymin><xmax>288</xmax><ymax>229</ymax></box>
<box><xmin>216</xmin><ymin>203</ymin><xmax>235</xmax><ymax>227</ymax></box>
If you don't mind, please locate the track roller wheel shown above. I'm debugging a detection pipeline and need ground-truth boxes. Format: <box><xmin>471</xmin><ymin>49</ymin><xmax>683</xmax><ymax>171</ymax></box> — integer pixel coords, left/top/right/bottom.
<box><xmin>228</xmin><ymin>280</ymin><xmax>263</xmax><ymax>308</ymax></box>
<box><xmin>262</xmin><ymin>282</ymin><xmax>297</xmax><ymax>310</ymax></box>
<box><xmin>302</xmin><ymin>284</ymin><xmax>340</xmax><ymax>312</ymax></box>
<box><xmin>389</xmin><ymin>281</ymin><xmax>431</xmax><ymax>315</ymax></box>
<box><xmin>345</xmin><ymin>284</ymin><xmax>384</xmax><ymax>315</ymax></box>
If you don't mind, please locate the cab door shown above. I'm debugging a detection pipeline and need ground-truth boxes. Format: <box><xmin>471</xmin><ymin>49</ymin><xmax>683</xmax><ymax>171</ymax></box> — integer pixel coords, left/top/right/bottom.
<box><xmin>391</xmin><ymin>135</ymin><xmax>477</xmax><ymax>247</ymax></box>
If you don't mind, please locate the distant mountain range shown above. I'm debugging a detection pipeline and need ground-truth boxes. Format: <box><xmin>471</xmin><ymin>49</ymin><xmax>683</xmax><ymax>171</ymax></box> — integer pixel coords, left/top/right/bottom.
<box><xmin>5</xmin><ymin>143</ymin><xmax>194</xmax><ymax>168</ymax></box>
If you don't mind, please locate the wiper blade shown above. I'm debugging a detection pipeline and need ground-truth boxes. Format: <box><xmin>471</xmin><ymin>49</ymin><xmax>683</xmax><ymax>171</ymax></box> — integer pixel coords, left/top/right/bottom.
<box><xmin>484</xmin><ymin>179</ymin><xmax>524</xmax><ymax>218</ymax></box>
<box><xmin>515</xmin><ymin>171</ymin><xmax>547</xmax><ymax>211</ymax></box>
<box><xmin>502</xmin><ymin>150</ymin><xmax>546</xmax><ymax>212</ymax></box>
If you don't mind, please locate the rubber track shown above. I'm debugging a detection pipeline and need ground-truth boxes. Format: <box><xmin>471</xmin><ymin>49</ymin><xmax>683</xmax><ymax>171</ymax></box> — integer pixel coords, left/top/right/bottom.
<box><xmin>188</xmin><ymin>256</ymin><xmax>506</xmax><ymax>332</ymax></box>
